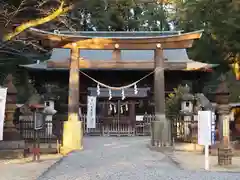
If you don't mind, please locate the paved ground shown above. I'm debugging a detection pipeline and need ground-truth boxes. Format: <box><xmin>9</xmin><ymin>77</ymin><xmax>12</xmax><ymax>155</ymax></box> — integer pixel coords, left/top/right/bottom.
<box><xmin>38</xmin><ymin>137</ymin><xmax>240</xmax><ymax>180</ymax></box>
<box><xmin>0</xmin><ymin>154</ymin><xmax>62</xmax><ymax>180</ymax></box>
<box><xmin>174</xmin><ymin>151</ymin><xmax>240</xmax><ymax>172</ymax></box>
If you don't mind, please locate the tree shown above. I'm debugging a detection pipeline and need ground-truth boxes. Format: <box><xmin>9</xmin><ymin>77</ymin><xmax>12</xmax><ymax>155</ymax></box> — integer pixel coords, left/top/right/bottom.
<box><xmin>172</xmin><ymin>0</ymin><xmax>240</xmax><ymax>73</ymax></box>
<box><xmin>170</xmin><ymin>0</ymin><xmax>240</xmax><ymax>100</ymax></box>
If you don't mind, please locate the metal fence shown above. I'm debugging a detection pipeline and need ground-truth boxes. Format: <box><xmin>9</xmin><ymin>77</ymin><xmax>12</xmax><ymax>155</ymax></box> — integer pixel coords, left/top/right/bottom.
<box><xmin>171</xmin><ymin>117</ymin><xmax>198</xmax><ymax>143</ymax></box>
<box><xmin>18</xmin><ymin>113</ymin><xmax>197</xmax><ymax>145</ymax></box>
<box><xmin>18</xmin><ymin>120</ymin><xmax>62</xmax><ymax>144</ymax></box>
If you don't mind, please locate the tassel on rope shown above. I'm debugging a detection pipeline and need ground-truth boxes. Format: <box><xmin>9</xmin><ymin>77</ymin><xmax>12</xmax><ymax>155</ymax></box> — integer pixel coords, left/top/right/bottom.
<box><xmin>121</xmin><ymin>89</ymin><xmax>125</xmax><ymax>100</ymax></box>
<box><xmin>97</xmin><ymin>84</ymin><xmax>100</xmax><ymax>96</ymax></box>
<box><xmin>134</xmin><ymin>84</ymin><xmax>138</xmax><ymax>95</ymax></box>
<box><xmin>109</xmin><ymin>89</ymin><xmax>112</xmax><ymax>100</ymax></box>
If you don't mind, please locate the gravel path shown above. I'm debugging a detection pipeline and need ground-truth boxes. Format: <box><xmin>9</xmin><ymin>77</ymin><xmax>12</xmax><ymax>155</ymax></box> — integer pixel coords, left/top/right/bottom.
<box><xmin>38</xmin><ymin>137</ymin><xmax>240</xmax><ymax>180</ymax></box>
<box><xmin>0</xmin><ymin>155</ymin><xmax>61</xmax><ymax>180</ymax></box>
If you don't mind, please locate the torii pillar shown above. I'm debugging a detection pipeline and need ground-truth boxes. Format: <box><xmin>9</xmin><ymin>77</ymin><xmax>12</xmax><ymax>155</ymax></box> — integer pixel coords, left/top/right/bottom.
<box><xmin>61</xmin><ymin>43</ymin><xmax>83</xmax><ymax>155</ymax></box>
<box><xmin>151</xmin><ymin>43</ymin><xmax>171</xmax><ymax>147</ymax></box>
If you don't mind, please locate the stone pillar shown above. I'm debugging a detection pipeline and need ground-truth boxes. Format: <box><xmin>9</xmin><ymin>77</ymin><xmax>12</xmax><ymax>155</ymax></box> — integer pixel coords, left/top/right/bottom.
<box><xmin>215</xmin><ymin>75</ymin><xmax>232</xmax><ymax>165</ymax></box>
<box><xmin>151</xmin><ymin>43</ymin><xmax>171</xmax><ymax>147</ymax></box>
<box><xmin>0</xmin><ymin>74</ymin><xmax>25</xmax><ymax>159</ymax></box>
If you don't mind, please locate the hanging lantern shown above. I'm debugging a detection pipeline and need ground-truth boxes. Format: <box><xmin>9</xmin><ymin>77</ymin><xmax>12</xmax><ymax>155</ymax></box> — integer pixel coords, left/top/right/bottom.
<box><xmin>121</xmin><ymin>89</ymin><xmax>125</xmax><ymax>100</ymax></box>
<box><xmin>134</xmin><ymin>84</ymin><xmax>138</xmax><ymax>95</ymax></box>
<box><xmin>109</xmin><ymin>89</ymin><xmax>112</xmax><ymax>100</ymax></box>
<box><xmin>97</xmin><ymin>84</ymin><xmax>100</xmax><ymax>96</ymax></box>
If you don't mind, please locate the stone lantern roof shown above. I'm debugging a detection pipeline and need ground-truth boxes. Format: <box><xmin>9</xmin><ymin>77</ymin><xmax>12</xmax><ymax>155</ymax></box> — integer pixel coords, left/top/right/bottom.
<box><xmin>215</xmin><ymin>75</ymin><xmax>230</xmax><ymax>105</ymax></box>
<box><xmin>181</xmin><ymin>85</ymin><xmax>194</xmax><ymax>101</ymax></box>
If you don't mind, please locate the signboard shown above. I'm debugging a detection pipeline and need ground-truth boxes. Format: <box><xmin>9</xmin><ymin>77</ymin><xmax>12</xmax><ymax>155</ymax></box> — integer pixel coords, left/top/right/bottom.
<box><xmin>223</xmin><ymin>115</ymin><xmax>230</xmax><ymax>137</ymax></box>
<box><xmin>34</xmin><ymin>112</ymin><xmax>45</xmax><ymax>130</ymax></box>
<box><xmin>87</xmin><ymin>96</ymin><xmax>97</xmax><ymax>129</ymax></box>
<box><xmin>136</xmin><ymin>115</ymin><xmax>144</xmax><ymax>121</ymax></box>
<box><xmin>198</xmin><ymin>110</ymin><xmax>212</xmax><ymax>146</ymax></box>
<box><xmin>211</xmin><ymin>112</ymin><xmax>216</xmax><ymax>145</ymax></box>
<box><xmin>198</xmin><ymin>110</ymin><xmax>216</xmax><ymax>171</ymax></box>
<box><xmin>0</xmin><ymin>88</ymin><xmax>7</xmax><ymax>141</ymax></box>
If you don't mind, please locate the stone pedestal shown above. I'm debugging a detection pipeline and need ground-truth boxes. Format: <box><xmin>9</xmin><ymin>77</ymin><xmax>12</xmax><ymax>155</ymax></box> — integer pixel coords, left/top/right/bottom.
<box><xmin>0</xmin><ymin>74</ymin><xmax>25</xmax><ymax>159</ymax></box>
<box><xmin>0</xmin><ymin>140</ymin><xmax>25</xmax><ymax>159</ymax></box>
<box><xmin>151</xmin><ymin>120</ymin><xmax>164</xmax><ymax>146</ymax></box>
<box><xmin>61</xmin><ymin>115</ymin><xmax>83</xmax><ymax>155</ymax></box>
<box><xmin>218</xmin><ymin>147</ymin><xmax>233</xmax><ymax>165</ymax></box>
<box><xmin>3</xmin><ymin>104</ymin><xmax>22</xmax><ymax>141</ymax></box>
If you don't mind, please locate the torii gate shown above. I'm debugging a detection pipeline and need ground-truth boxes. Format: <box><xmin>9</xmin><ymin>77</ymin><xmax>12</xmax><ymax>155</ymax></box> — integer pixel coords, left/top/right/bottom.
<box><xmin>27</xmin><ymin>28</ymin><xmax>202</xmax><ymax>154</ymax></box>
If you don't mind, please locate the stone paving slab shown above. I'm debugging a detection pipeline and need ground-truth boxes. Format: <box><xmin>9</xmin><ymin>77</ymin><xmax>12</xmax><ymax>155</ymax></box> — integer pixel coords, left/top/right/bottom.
<box><xmin>173</xmin><ymin>151</ymin><xmax>240</xmax><ymax>172</ymax></box>
<box><xmin>0</xmin><ymin>154</ymin><xmax>62</xmax><ymax>180</ymax></box>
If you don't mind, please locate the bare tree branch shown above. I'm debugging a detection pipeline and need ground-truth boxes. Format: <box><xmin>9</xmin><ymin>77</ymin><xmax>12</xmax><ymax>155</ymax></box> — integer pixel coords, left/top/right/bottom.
<box><xmin>3</xmin><ymin>0</ymin><xmax>68</xmax><ymax>41</ymax></box>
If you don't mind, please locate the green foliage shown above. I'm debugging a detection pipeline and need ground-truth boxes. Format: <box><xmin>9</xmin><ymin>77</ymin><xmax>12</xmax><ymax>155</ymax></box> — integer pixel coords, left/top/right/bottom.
<box><xmin>171</xmin><ymin>0</ymin><xmax>240</xmax><ymax>100</ymax></box>
<box><xmin>165</xmin><ymin>85</ymin><xmax>185</xmax><ymax>120</ymax></box>
<box><xmin>172</xmin><ymin>0</ymin><xmax>240</xmax><ymax>64</ymax></box>
<box><xmin>69</xmin><ymin>0</ymin><xmax>171</xmax><ymax>31</ymax></box>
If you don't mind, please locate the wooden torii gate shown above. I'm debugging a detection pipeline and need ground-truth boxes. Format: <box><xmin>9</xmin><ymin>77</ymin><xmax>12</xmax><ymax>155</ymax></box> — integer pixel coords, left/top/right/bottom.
<box><xmin>28</xmin><ymin>28</ymin><xmax>202</xmax><ymax>154</ymax></box>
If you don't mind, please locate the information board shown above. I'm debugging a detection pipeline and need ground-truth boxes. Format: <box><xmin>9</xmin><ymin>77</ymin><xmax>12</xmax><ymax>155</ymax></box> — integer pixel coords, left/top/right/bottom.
<box><xmin>34</xmin><ymin>112</ymin><xmax>45</xmax><ymax>130</ymax></box>
<box><xmin>198</xmin><ymin>111</ymin><xmax>212</xmax><ymax>146</ymax></box>
<box><xmin>87</xmin><ymin>96</ymin><xmax>97</xmax><ymax>129</ymax></box>
<box><xmin>0</xmin><ymin>88</ymin><xmax>7</xmax><ymax>141</ymax></box>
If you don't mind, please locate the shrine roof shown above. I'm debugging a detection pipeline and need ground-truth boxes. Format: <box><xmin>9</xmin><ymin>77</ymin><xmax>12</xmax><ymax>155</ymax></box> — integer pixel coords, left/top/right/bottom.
<box><xmin>49</xmin><ymin>48</ymin><xmax>190</xmax><ymax>62</ymax></box>
<box><xmin>20</xmin><ymin>48</ymin><xmax>191</xmax><ymax>70</ymax></box>
<box><xmin>19</xmin><ymin>48</ymin><xmax>218</xmax><ymax>71</ymax></box>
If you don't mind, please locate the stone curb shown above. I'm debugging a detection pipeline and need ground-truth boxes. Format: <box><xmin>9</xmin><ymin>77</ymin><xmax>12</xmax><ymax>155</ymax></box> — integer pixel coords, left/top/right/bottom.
<box><xmin>36</xmin><ymin>155</ymin><xmax>66</xmax><ymax>179</ymax></box>
<box><xmin>0</xmin><ymin>154</ymin><xmax>62</xmax><ymax>164</ymax></box>
<box><xmin>146</xmin><ymin>144</ymin><xmax>183</xmax><ymax>170</ymax></box>
<box><xmin>36</xmin><ymin>150</ymin><xmax>79</xmax><ymax>179</ymax></box>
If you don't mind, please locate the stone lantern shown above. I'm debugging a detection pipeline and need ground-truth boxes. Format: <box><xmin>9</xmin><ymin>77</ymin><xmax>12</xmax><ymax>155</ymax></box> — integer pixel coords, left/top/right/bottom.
<box><xmin>180</xmin><ymin>85</ymin><xmax>195</xmax><ymax>140</ymax></box>
<box><xmin>43</xmin><ymin>84</ymin><xmax>57</xmax><ymax>137</ymax></box>
<box><xmin>44</xmin><ymin>98</ymin><xmax>56</xmax><ymax>136</ymax></box>
<box><xmin>215</xmin><ymin>75</ymin><xmax>232</xmax><ymax>165</ymax></box>
<box><xmin>3</xmin><ymin>74</ymin><xmax>21</xmax><ymax>140</ymax></box>
<box><xmin>0</xmin><ymin>74</ymin><xmax>25</xmax><ymax>158</ymax></box>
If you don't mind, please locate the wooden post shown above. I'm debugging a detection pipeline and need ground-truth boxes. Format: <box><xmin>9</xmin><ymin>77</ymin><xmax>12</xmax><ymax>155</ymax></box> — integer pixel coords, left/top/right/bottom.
<box><xmin>112</xmin><ymin>49</ymin><xmax>121</xmax><ymax>61</ymax></box>
<box><xmin>68</xmin><ymin>46</ymin><xmax>80</xmax><ymax>115</ymax></box>
<box><xmin>61</xmin><ymin>44</ymin><xmax>83</xmax><ymax>155</ymax></box>
<box><xmin>151</xmin><ymin>43</ymin><xmax>171</xmax><ymax>146</ymax></box>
